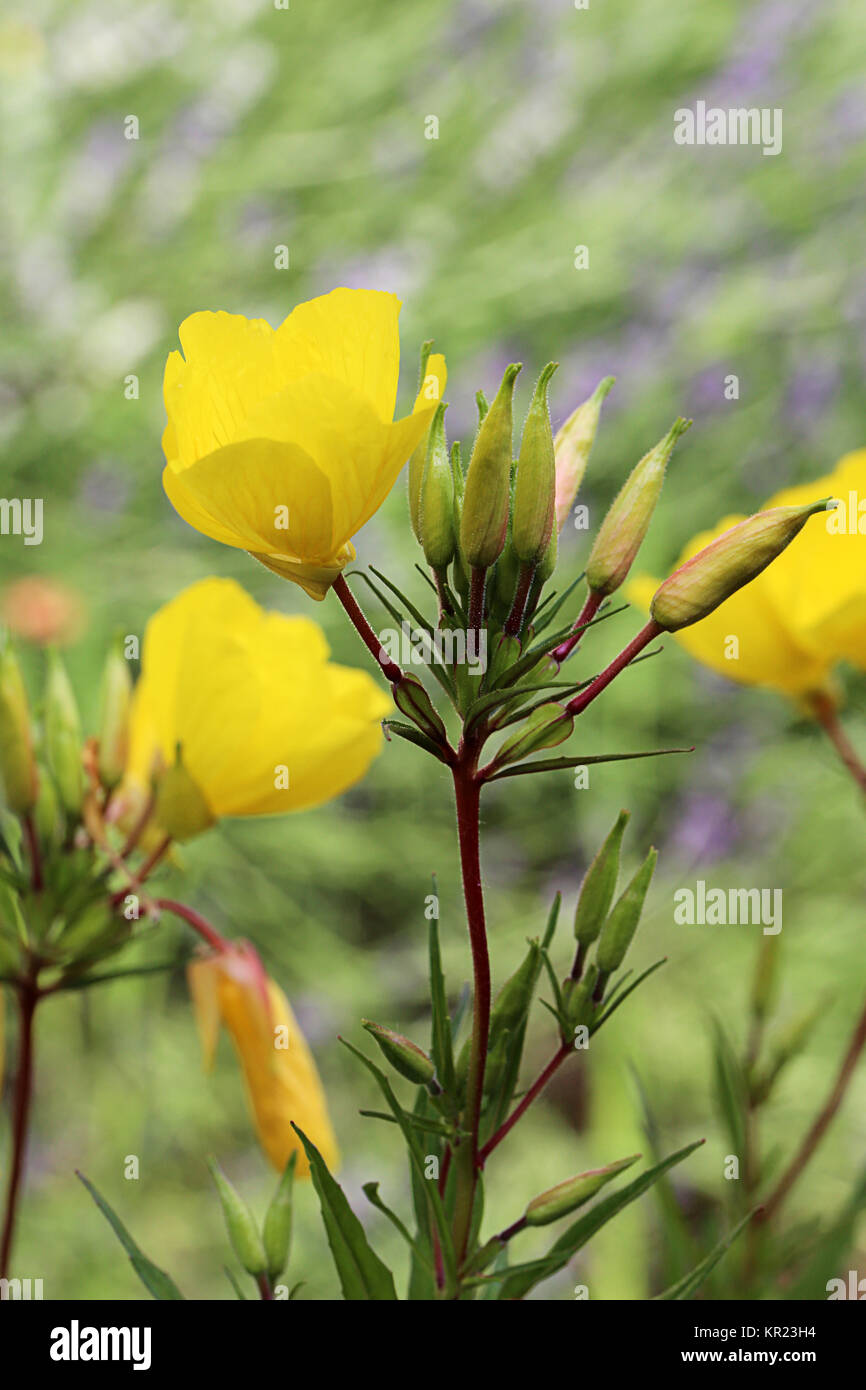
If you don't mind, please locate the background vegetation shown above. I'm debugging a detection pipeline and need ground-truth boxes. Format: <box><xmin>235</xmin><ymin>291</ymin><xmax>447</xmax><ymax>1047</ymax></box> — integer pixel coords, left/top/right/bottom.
<box><xmin>1</xmin><ymin>0</ymin><xmax>864</xmax><ymax>1298</ymax></box>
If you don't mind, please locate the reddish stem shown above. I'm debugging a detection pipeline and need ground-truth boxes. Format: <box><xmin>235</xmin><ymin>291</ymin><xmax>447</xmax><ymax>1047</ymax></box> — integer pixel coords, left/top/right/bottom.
<box><xmin>566</xmin><ymin>620</ymin><xmax>661</xmax><ymax>717</ymax></box>
<box><xmin>758</xmin><ymin>997</ymin><xmax>866</xmax><ymax>1227</ymax></box>
<box><xmin>0</xmin><ymin>973</ymin><xmax>39</xmax><ymax>1277</ymax></box>
<box><xmin>504</xmin><ymin>564</ymin><xmax>536</xmax><ymax>638</ymax></box>
<box><xmin>468</xmin><ymin>568</ymin><xmax>486</xmax><ymax>634</ymax></box>
<box><xmin>333</xmin><ymin>574</ymin><xmax>403</xmax><ymax>683</ymax></box>
<box><xmin>153</xmin><ymin>898</ymin><xmax>230</xmax><ymax>954</ymax></box>
<box><xmin>551</xmin><ymin>589</ymin><xmax>603</xmax><ymax>665</ymax></box>
<box><xmin>810</xmin><ymin>690</ymin><xmax>866</xmax><ymax>793</ymax></box>
<box><xmin>450</xmin><ymin>750</ymin><xmax>491</xmax><ymax>1261</ymax></box>
<box><xmin>479</xmin><ymin>1043</ymin><xmax>570</xmax><ymax>1166</ymax></box>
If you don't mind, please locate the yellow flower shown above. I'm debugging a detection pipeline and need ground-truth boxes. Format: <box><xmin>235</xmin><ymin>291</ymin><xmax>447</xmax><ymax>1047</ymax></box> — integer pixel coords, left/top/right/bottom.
<box><xmin>628</xmin><ymin>450</ymin><xmax>866</xmax><ymax>697</ymax></box>
<box><xmin>124</xmin><ymin>577</ymin><xmax>390</xmax><ymax>839</ymax></box>
<box><xmin>188</xmin><ymin>943</ymin><xmax>339</xmax><ymax>1175</ymax></box>
<box><xmin>162</xmin><ymin>288</ymin><xmax>445</xmax><ymax>599</ymax></box>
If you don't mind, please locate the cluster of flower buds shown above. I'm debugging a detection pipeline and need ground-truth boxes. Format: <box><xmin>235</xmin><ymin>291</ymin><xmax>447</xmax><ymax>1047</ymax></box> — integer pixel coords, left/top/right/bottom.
<box><xmin>0</xmin><ymin>636</ymin><xmax>136</xmax><ymax>982</ymax></box>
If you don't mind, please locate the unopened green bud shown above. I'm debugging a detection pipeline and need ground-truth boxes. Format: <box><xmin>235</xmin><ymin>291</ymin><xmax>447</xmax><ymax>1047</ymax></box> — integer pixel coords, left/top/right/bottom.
<box><xmin>59</xmin><ymin>901</ymin><xmax>119</xmax><ymax>960</ymax></box>
<box><xmin>392</xmin><ymin>675</ymin><xmax>447</xmax><ymax>744</ymax></box>
<box><xmin>524</xmin><ymin>1154</ymin><xmax>640</xmax><ymax>1226</ymax></box>
<box><xmin>460</xmin><ymin>364</ymin><xmax>521</xmax><ymax>570</ymax></box>
<box><xmin>419</xmin><ymin>402</ymin><xmax>455</xmax><ymax>569</ymax></box>
<box><xmin>0</xmin><ymin>639</ymin><xmax>38</xmax><ymax>814</ymax></box>
<box><xmin>750</xmin><ymin>936</ymin><xmax>781</xmax><ymax>1022</ymax></box>
<box><xmin>587</xmin><ymin>418</ymin><xmax>691</xmax><ymax>597</ymax></box>
<box><xmin>156</xmin><ymin>745</ymin><xmax>214</xmax><ymax>841</ymax></box>
<box><xmin>651</xmin><ymin>500</ymin><xmax>833</xmax><ymax>632</ymax></box>
<box><xmin>33</xmin><ymin>763</ymin><xmax>61</xmax><ymax>844</ymax></box>
<box><xmin>98</xmin><ymin>639</ymin><xmax>133</xmax><ymax>788</ymax></box>
<box><xmin>44</xmin><ymin>649</ymin><xmax>83</xmax><ymax>815</ymax></box>
<box><xmin>596</xmin><ymin>848</ymin><xmax>657</xmax><ymax>974</ymax></box>
<box><xmin>208</xmin><ymin>1158</ymin><xmax>267</xmax><ymax>1277</ymax></box>
<box><xmin>489</xmin><ymin>939</ymin><xmax>541</xmax><ymax>1042</ymax></box>
<box><xmin>574</xmin><ymin>811</ymin><xmax>630</xmax><ymax>947</ymax></box>
<box><xmin>262</xmin><ymin>1153</ymin><xmax>296</xmax><ymax>1282</ymax></box>
<box><xmin>492</xmin><ymin>524</ymin><xmax>521</xmax><ymax>619</ymax></box>
<box><xmin>513</xmin><ymin>363</ymin><xmax>558</xmax><ymax>566</ymax></box>
<box><xmin>560</xmin><ymin>964</ymin><xmax>599</xmax><ymax>1036</ymax></box>
<box><xmin>362</xmin><ymin>1020</ymin><xmax>436</xmax><ymax>1086</ymax></box>
<box><xmin>496</xmin><ymin>702</ymin><xmax>572</xmax><ymax>767</ymax></box>
<box><xmin>536</xmin><ymin>521</ymin><xmax>557</xmax><ymax>587</ymax></box>
<box><xmin>553</xmin><ymin>376</ymin><xmax>615</xmax><ymax>532</ymax></box>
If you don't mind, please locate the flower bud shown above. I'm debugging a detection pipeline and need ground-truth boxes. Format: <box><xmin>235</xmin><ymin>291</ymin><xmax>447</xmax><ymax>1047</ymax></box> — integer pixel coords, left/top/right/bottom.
<box><xmin>495</xmin><ymin>702</ymin><xmax>572</xmax><ymax>767</ymax></box>
<box><xmin>97</xmin><ymin>639</ymin><xmax>132</xmax><ymax>789</ymax></box>
<box><xmin>489</xmin><ymin>939</ymin><xmax>541</xmax><ymax>1044</ymax></box>
<box><xmin>33</xmin><ymin>763</ymin><xmax>60</xmax><ymax>844</ymax></box>
<box><xmin>650</xmin><ymin>500</ymin><xmax>833</xmax><ymax>632</ymax></box>
<box><xmin>524</xmin><ymin>1154</ymin><xmax>640</xmax><ymax>1226</ymax></box>
<box><xmin>560</xmin><ymin>965</ymin><xmax>599</xmax><ymax>1036</ymax></box>
<box><xmin>44</xmin><ymin>649</ymin><xmax>82</xmax><ymax>815</ymax></box>
<box><xmin>460</xmin><ymin>364</ymin><xmax>521</xmax><ymax>571</ymax></box>
<box><xmin>596</xmin><ymin>847</ymin><xmax>657</xmax><ymax>975</ymax></box>
<box><xmin>408</xmin><ymin>345</ymin><xmax>447</xmax><ymax>539</ymax></box>
<box><xmin>513</xmin><ymin>363</ymin><xmax>558</xmax><ymax>566</ymax></box>
<box><xmin>262</xmin><ymin>1153</ymin><xmax>296</xmax><ymax>1282</ymax></box>
<box><xmin>0</xmin><ymin>638</ymin><xmax>38</xmax><ymax>813</ymax></box>
<box><xmin>155</xmin><ymin>745</ymin><xmax>215</xmax><ymax>841</ymax></box>
<box><xmin>573</xmin><ymin>810</ymin><xmax>629</xmax><ymax>947</ymax></box>
<box><xmin>392</xmin><ymin>675</ymin><xmax>448</xmax><ymax>744</ymax></box>
<box><xmin>586</xmin><ymin>418</ymin><xmax>691</xmax><ymax>597</ymax></box>
<box><xmin>419</xmin><ymin>403</ymin><xmax>455</xmax><ymax>569</ymax></box>
<box><xmin>208</xmin><ymin>1158</ymin><xmax>268</xmax><ymax>1277</ymax></box>
<box><xmin>554</xmin><ymin>376</ymin><xmax>614</xmax><ymax>533</ymax></box>
<box><xmin>362</xmin><ymin>1020</ymin><xmax>436</xmax><ymax>1086</ymax></box>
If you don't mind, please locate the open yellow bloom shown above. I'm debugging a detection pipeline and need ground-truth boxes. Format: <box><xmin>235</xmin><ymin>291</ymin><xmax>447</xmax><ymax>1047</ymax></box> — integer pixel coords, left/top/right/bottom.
<box><xmin>162</xmin><ymin>288</ymin><xmax>444</xmax><ymax>599</ymax></box>
<box><xmin>628</xmin><ymin>450</ymin><xmax>866</xmax><ymax>697</ymax></box>
<box><xmin>124</xmin><ymin>577</ymin><xmax>390</xmax><ymax>839</ymax></box>
<box><xmin>188</xmin><ymin>944</ymin><xmax>339</xmax><ymax>1175</ymax></box>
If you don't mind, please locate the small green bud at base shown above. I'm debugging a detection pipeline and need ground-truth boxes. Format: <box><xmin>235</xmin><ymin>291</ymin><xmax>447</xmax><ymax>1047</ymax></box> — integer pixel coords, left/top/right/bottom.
<box><xmin>263</xmin><ymin>1153</ymin><xmax>296</xmax><ymax>1282</ymax></box>
<box><xmin>155</xmin><ymin>747</ymin><xmax>214</xmax><ymax>841</ymax></box>
<box><xmin>524</xmin><ymin>1154</ymin><xmax>641</xmax><ymax>1225</ymax></box>
<box><xmin>495</xmin><ymin>703</ymin><xmax>572</xmax><ymax>768</ymax></box>
<box><xmin>208</xmin><ymin>1158</ymin><xmax>268</xmax><ymax>1277</ymax></box>
<box><xmin>596</xmin><ymin>847</ymin><xmax>657</xmax><ymax>974</ymax></box>
<box><xmin>460</xmin><ymin>364</ymin><xmax>521</xmax><ymax>571</ymax></box>
<box><xmin>489</xmin><ymin>939</ymin><xmax>541</xmax><ymax>1044</ymax></box>
<box><xmin>587</xmin><ymin>418</ymin><xmax>690</xmax><ymax>597</ymax></box>
<box><xmin>574</xmin><ymin>810</ymin><xmax>630</xmax><ymax>946</ymax></box>
<box><xmin>650</xmin><ymin>500</ymin><xmax>834</xmax><ymax>631</ymax></box>
<box><xmin>362</xmin><ymin>1020</ymin><xmax>436</xmax><ymax>1085</ymax></box>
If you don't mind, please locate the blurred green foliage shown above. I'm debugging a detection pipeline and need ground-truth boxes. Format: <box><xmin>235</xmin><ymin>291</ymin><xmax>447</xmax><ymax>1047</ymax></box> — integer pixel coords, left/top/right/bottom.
<box><xmin>1</xmin><ymin>0</ymin><xmax>865</xmax><ymax>1299</ymax></box>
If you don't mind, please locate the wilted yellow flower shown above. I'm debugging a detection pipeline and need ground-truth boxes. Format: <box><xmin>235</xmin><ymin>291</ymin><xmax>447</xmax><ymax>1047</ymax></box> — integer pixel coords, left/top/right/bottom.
<box><xmin>188</xmin><ymin>944</ymin><xmax>339</xmax><ymax>1175</ymax></box>
<box><xmin>628</xmin><ymin>450</ymin><xmax>866</xmax><ymax>698</ymax></box>
<box><xmin>123</xmin><ymin>577</ymin><xmax>390</xmax><ymax>839</ymax></box>
<box><xmin>161</xmin><ymin>288</ymin><xmax>443</xmax><ymax>599</ymax></box>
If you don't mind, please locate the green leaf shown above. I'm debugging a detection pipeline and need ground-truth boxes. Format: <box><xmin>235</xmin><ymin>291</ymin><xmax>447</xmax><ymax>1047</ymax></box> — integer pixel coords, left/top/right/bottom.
<box><xmin>339</xmin><ymin>1037</ymin><xmax>458</xmax><ymax>1293</ymax></box>
<box><xmin>224</xmin><ymin>1266</ymin><xmax>248</xmax><ymax>1300</ymax></box>
<box><xmin>591</xmin><ymin>958</ymin><xmax>667</xmax><ymax>1032</ymax></box>
<box><xmin>363</xmin><ymin>1181</ymin><xmax>432</xmax><ymax>1270</ymax></box>
<box><xmin>497</xmin><ymin>1139</ymin><xmax>705</xmax><ymax>1299</ymax></box>
<box><xmin>489</xmin><ymin>747</ymin><xmax>693</xmax><ymax>782</ymax></box>
<box><xmin>787</xmin><ymin>1160</ymin><xmax>866</xmax><ymax>1300</ymax></box>
<box><xmin>291</xmin><ymin>1125</ymin><xmax>398</xmax><ymax>1300</ymax></box>
<box><xmin>654</xmin><ymin>1210</ymin><xmax>755</xmax><ymax>1299</ymax></box>
<box><xmin>383</xmin><ymin>720</ymin><xmax>452</xmax><ymax>765</ymax></box>
<box><xmin>710</xmin><ymin>1016</ymin><xmax>747</xmax><ymax>1158</ymax></box>
<box><xmin>428</xmin><ymin>910</ymin><xmax>455</xmax><ymax>1094</ymax></box>
<box><xmin>76</xmin><ymin>1172</ymin><xmax>184</xmax><ymax>1300</ymax></box>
